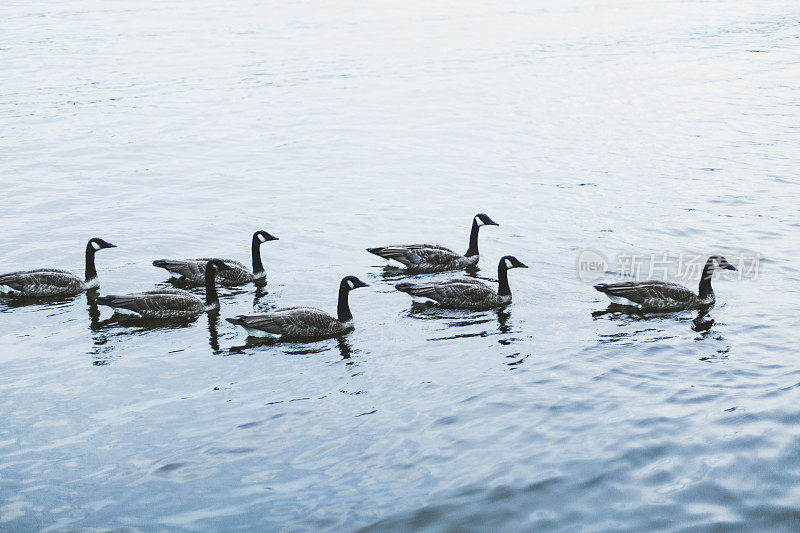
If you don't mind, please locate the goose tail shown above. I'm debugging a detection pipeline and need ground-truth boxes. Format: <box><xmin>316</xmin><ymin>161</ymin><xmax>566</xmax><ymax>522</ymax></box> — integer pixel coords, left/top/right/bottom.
<box><xmin>395</xmin><ymin>282</ymin><xmax>415</xmax><ymax>293</ymax></box>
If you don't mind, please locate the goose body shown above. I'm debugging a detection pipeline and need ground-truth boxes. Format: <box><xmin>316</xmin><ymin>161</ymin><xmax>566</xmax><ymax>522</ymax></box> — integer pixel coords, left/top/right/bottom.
<box><xmin>594</xmin><ymin>255</ymin><xmax>737</xmax><ymax>311</ymax></box>
<box><xmin>97</xmin><ymin>260</ymin><xmax>232</xmax><ymax>319</ymax></box>
<box><xmin>0</xmin><ymin>238</ymin><xmax>116</xmax><ymax>298</ymax></box>
<box><xmin>367</xmin><ymin>214</ymin><xmax>498</xmax><ymax>273</ymax></box>
<box><xmin>395</xmin><ymin>255</ymin><xmax>527</xmax><ymax>310</ymax></box>
<box><xmin>227</xmin><ymin>276</ymin><xmax>369</xmax><ymax>339</ymax></box>
<box><xmin>153</xmin><ymin>230</ymin><xmax>277</xmax><ymax>286</ymax></box>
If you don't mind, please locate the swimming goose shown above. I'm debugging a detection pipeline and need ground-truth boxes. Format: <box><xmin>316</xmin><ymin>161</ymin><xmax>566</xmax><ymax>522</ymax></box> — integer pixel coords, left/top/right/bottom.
<box><xmin>0</xmin><ymin>237</ymin><xmax>116</xmax><ymax>298</ymax></box>
<box><xmin>226</xmin><ymin>275</ymin><xmax>369</xmax><ymax>339</ymax></box>
<box><xmin>395</xmin><ymin>255</ymin><xmax>528</xmax><ymax>310</ymax></box>
<box><xmin>152</xmin><ymin>230</ymin><xmax>278</xmax><ymax>286</ymax></box>
<box><xmin>96</xmin><ymin>260</ymin><xmax>233</xmax><ymax>319</ymax></box>
<box><xmin>594</xmin><ymin>255</ymin><xmax>737</xmax><ymax>310</ymax></box>
<box><xmin>367</xmin><ymin>213</ymin><xmax>498</xmax><ymax>272</ymax></box>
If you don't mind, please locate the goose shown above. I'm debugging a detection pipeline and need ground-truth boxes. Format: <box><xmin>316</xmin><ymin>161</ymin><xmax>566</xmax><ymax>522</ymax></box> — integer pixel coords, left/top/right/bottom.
<box><xmin>96</xmin><ymin>259</ymin><xmax>233</xmax><ymax>319</ymax></box>
<box><xmin>152</xmin><ymin>230</ymin><xmax>278</xmax><ymax>286</ymax></box>
<box><xmin>367</xmin><ymin>213</ymin><xmax>498</xmax><ymax>272</ymax></box>
<box><xmin>593</xmin><ymin>255</ymin><xmax>737</xmax><ymax>310</ymax></box>
<box><xmin>226</xmin><ymin>275</ymin><xmax>369</xmax><ymax>339</ymax></box>
<box><xmin>395</xmin><ymin>255</ymin><xmax>528</xmax><ymax>310</ymax></box>
<box><xmin>0</xmin><ymin>237</ymin><xmax>116</xmax><ymax>298</ymax></box>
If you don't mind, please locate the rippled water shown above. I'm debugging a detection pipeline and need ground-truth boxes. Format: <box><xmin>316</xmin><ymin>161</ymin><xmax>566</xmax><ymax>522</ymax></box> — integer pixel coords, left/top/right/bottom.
<box><xmin>2</xmin><ymin>0</ymin><xmax>799</xmax><ymax>530</ymax></box>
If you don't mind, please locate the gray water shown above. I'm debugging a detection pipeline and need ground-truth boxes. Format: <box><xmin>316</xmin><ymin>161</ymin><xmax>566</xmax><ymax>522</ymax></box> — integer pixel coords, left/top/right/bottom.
<box><xmin>2</xmin><ymin>0</ymin><xmax>799</xmax><ymax>530</ymax></box>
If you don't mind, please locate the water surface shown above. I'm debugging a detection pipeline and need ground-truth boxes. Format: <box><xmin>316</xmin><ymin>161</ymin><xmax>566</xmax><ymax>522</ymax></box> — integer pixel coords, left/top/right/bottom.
<box><xmin>2</xmin><ymin>0</ymin><xmax>800</xmax><ymax>530</ymax></box>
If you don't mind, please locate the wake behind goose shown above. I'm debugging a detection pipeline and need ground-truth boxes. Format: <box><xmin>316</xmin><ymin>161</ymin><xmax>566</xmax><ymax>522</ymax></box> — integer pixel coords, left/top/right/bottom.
<box><xmin>367</xmin><ymin>213</ymin><xmax>498</xmax><ymax>273</ymax></box>
<box><xmin>226</xmin><ymin>275</ymin><xmax>369</xmax><ymax>339</ymax></box>
<box><xmin>153</xmin><ymin>230</ymin><xmax>278</xmax><ymax>286</ymax></box>
<box><xmin>0</xmin><ymin>237</ymin><xmax>116</xmax><ymax>298</ymax></box>
<box><xmin>395</xmin><ymin>255</ymin><xmax>528</xmax><ymax>310</ymax></box>
<box><xmin>593</xmin><ymin>255</ymin><xmax>737</xmax><ymax>311</ymax></box>
<box><xmin>96</xmin><ymin>260</ymin><xmax>232</xmax><ymax>319</ymax></box>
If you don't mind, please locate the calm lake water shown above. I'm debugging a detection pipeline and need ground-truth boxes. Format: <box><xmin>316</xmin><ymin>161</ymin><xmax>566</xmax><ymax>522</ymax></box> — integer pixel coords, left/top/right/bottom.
<box><xmin>2</xmin><ymin>0</ymin><xmax>799</xmax><ymax>530</ymax></box>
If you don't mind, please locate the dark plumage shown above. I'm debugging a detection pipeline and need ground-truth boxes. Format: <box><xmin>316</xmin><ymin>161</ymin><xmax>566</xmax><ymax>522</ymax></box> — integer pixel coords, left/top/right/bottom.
<box><xmin>227</xmin><ymin>276</ymin><xmax>369</xmax><ymax>339</ymax></box>
<box><xmin>395</xmin><ymin>255</ymin><xmax>528</xmax><ymax>310</ymax></box>
<box><xmin>153</xmin><ymin>230</ymin><xmax>277</xmax><ymax>286</ymax></box>
<box><xmin>367</xmin><ymin>214</ymin><xmax>498</xmax><ymax>272</ymax></box>
<box><xmin>0</xmin><ymin>238</ymin><xmax>116</xmax><ymax>298</ymax></box>
<box><xmin>594</xmin><ymin>255</ymin><xmax>737</xmax><ymax>310</ymax></box>
<box><xmin>96</xmin><ymin>260</ymin><xmax>233</xmax><ymax>319</ymax></box>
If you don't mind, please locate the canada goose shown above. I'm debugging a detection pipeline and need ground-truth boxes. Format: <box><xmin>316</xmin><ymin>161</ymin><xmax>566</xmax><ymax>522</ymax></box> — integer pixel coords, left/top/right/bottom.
<box><xmin>152</xmin><ymin>230</ymin><xmax>278</xmax><ymax>286</ymax></box>
<box><xmin>0</xmin><ymin>237</ymin><xmax>116</xmax><ymax>298</ymax></box>
<box><xmin>395</xmin><ymin>255</ymin><xmax>528</xmax><ymax>310</ymax></box>
<box><xmin>593</xmin><ymin>255</ymin><xmax>737</xmax><ymax>310</ymax></box>
<box><xmin>367</xmin><ymin>213</ymin><xmax>498</xmax><ymax>272</ymax></box>
<box><xmin>96</xmin><ymin>260</ymin><xmax>233</xmax><ymax>319</ymax></box>
<box><xmin>226</xmin><ymin>276</ymin><xmax>369</xmax><ymax>339</ymax></box>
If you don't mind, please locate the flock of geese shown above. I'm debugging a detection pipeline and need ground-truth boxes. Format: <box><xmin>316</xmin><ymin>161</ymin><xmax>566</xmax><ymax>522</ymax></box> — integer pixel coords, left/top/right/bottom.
<box><xmin>0</xmin><ymin>214</ymin><xmax>737</xmax><ymax>340</ymax></box>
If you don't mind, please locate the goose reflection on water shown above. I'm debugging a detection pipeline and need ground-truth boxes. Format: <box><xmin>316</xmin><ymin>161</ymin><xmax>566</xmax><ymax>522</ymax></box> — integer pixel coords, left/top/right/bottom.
<box><xmin>591</xmin><ymin>305</ymin><xmax>730</xmax><ymax>359</ymax></box>
<box><xmin>409</xmin><ymin>304</ymin><xmax>521</xmax><ymax>342</ymax></box>
<box><xmin>227</xmin><ymin>332</ymin><xmax>354</xmax><ymax>361</ymax></box>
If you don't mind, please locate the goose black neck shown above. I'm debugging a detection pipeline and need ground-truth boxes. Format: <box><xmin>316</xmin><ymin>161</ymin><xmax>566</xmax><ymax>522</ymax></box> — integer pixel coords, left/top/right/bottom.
<box><xmin>465</xmin><ymin>219</ymin><xmax>481</xmax><ymax>257</ymax></box>
<box><xmin>337</xmin><ymin>282</ymin><xmax>353</xmax><ymax>323</ymax></box>
<box><xmin>251</xmin><ymin>234</ymin><xmax>265</xmax><ymax>276</ymax></box>
<box><xmin>698</xmin><ymin>257</ymin><xmax>715</xmax><ymax>299</ymax></box>
<box><xmin>84</xmin><ymin>242</ymin><xmax>98</xmax><ymax>283</ymax></box>
<box><xmin>498</xmin><ymin>260</ymin><xmax>511</xmax><ymax>297</ymax></box>
<box><xmin>205</xmin><ymin>265</ymin><xmax>221</xmax><ymax>309</ymax></box>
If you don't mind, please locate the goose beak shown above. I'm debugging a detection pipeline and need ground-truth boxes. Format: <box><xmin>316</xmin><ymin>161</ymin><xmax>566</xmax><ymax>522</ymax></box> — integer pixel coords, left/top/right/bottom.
<box><xmin>105</xmin><ymin>243</ymin><xmax>117</xmax><ymax>248</ymax></box>
<box><xmin>518</xmin><ymin>263</ymin><xmax>529</xmax><ymax>268</ymax></box>
<box><xmin>725</xmin><ymin>264</ymin><xmax>737</xmax><ymax>271</ymax></box>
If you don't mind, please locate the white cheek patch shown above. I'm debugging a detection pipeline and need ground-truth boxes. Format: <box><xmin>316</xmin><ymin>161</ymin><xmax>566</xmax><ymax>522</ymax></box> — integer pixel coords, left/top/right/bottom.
<box><xmin>505</xmin><ymin>259</ymin><xmax>513</xmax><ymax>269</ymax></box>
<box><xmin>475</xmin><ymin>218</ymin><xmax>485</xmax><ymax>226</ymax></box>
<box><xmin>258</xmin><ymin>234</ymin><xmax>267</xmax><ymax>243</ymax></box>
<box><xmin>347</xmin><ymin>280</ymin><xmax>355</xmax><ymax>290</ymax></box>
<box><xmin>92</xmin><ymin>241</ymin><xmax>102</xmax><ymax>251</ymax></box>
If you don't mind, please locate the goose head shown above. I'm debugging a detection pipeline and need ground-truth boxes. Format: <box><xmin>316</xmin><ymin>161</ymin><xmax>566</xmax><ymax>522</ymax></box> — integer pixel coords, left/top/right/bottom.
<box><xmin>713</xmin><ymin>255</ymin><xmax>737</xmax><ymax>271</ymax></box>
<box><xmin>88</xmin><ymin>237</ymin><xmax>116</xmax><ymax>251</ymax></box>
<box><xmin>341</xmin><ymin>276</ymin><xmax>370</xmax><ymax>291</ymax></box>
<box><xmin>500</xmin><ymin>255</ymin><xmax>528</xmax><ymax>270</ymax></box>
<box><xmin>474</xmin><ymin>213</ymin><xmax>499</xmax><ymax>227</ymax></box>
<box><xmin>254</xmin><ymin>230</ymin><xmax>279</xmax><ymax>244</ymax></box>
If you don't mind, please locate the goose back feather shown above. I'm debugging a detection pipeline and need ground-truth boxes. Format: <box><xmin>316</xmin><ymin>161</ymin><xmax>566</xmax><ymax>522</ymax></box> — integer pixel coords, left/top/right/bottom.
<box><xmin>96</xmin><ymin>289</ymin><xmax>205</xmax><ymax>319</ymax></box>
<box><xmin>593</xmin><ymin>281</ymin><xmax>701</xmax><ymax>309</ymax></box>
<box><xmin>396</xmin><ymin>278</ymin><xmax>506</xmax><ymax>309</ymax></box>
<box><xmin>0</xmin><ymin>269</ymin><xmax>84</xmax><ymax>297</ymax></box>
<box><xmin>153</xmin><ymin>258</ymin><xmax>252</xmax><ymax>286</ymax></box>
<box><xmin>227</xmin><ymin>306</ymin><xmax>351</xmax><ymax>338</ymax></box>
